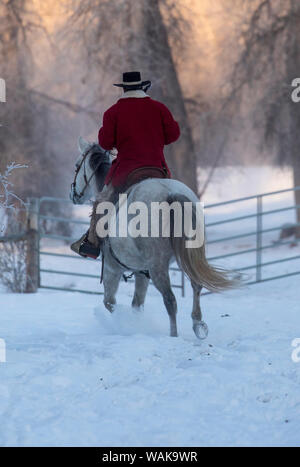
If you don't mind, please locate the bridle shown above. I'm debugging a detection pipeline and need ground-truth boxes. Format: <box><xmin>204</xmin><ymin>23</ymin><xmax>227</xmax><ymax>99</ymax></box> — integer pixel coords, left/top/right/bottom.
<box><xmin>70</xmin><ymin>144</ymin><xmax>110</xmax><ymax>203</ymax></box>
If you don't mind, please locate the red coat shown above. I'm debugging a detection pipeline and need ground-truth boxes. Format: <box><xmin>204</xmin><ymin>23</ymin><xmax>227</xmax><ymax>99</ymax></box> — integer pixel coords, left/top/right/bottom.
<box><xmin>98</xmin><ymin>92</ymin><xmax>180</xmax><ymax>187</ymax></box>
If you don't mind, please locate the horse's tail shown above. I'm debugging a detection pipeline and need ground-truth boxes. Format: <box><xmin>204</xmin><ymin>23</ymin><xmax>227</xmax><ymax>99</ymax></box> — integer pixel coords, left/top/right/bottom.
<box><xmin>167</xmin><ymin>194</ymin><xmax>241</xmax><ymax>292</ymax></box>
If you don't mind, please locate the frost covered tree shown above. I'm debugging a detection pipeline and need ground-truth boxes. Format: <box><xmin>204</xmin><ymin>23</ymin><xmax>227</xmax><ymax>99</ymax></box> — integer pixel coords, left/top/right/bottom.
<box><xmin>0</xmin><ymin>162</ymin><xmax>26</xmax><ymax>231</ymax></box>
<box><xmin>0</xmin><ymin>163</ymin><xmax>27</xmax><ymax>293</ymax></box>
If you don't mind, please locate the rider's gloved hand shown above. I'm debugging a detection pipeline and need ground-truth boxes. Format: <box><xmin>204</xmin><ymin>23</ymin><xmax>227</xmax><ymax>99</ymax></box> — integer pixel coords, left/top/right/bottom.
<box><xmin>109</xmin><ymin>148</ymin><xmax>118</xmax><ymax>161</ymax></box>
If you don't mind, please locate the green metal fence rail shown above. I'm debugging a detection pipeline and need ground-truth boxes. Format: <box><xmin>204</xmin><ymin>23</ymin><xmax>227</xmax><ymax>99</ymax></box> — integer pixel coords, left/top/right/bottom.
<box><xmin>37</xmin><ymin>186</ymin><xmax>300</xmax><ymax>296</ymax></box>
<box><xmin>203</xmin><ymin>185</ymin><xmax>300</xmax><ymax>293</ymax></box>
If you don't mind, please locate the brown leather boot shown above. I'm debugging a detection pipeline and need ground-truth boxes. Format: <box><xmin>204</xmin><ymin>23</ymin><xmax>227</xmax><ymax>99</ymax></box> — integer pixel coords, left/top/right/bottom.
<box><xmin>70</xmin><ymin>231</ymin><xmax>101</xmax><ymax>259</ymax></box>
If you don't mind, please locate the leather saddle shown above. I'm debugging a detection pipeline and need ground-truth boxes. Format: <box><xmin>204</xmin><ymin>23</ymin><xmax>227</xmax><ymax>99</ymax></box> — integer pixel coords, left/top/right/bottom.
<box><xmin>122</xmin><ymin>166</ymin><xmax>169</xmax><ymax>191</ymax></box>
<box><xmin>110</xmin><ymin>166</ymin><xmax>170</xmax><ymax>204</ymax></box>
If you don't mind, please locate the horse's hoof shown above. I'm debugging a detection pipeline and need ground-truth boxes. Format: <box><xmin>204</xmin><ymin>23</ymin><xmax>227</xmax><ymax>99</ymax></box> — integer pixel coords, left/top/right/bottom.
<box><xmin>132</xmin><ymin>304</ymin><xmax>144</xmax><ymax>313</ymax></box>
<box><xmin>193</xmin><ymin>320</ymin><xmax>208</xmax><ymax>339</ymax></box>
<box><xmin>104</xmin><ymin>301</ymin><xmax>115</xmax><ymax>313</ymax></box>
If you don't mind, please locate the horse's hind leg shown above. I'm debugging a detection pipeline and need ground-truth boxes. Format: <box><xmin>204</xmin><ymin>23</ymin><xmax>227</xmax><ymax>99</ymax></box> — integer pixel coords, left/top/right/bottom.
<box><xmin>103</xmin><ymin>267</ymin><xmax>122</xmax><ymax>313</ymax></box>
<box><xmin>150</xmin><ymin>267</ymin><xmax>178</xmax><ymax>337</ymax></box>
<box><xmin>191</xmin><ymin>280</ymin><xmax>208</xmax><ymax>339</ymax></box>
<box><xmin>132</xmin><ymin>273</ymin><xmax>149</xmax><ymax>311</ymax></box>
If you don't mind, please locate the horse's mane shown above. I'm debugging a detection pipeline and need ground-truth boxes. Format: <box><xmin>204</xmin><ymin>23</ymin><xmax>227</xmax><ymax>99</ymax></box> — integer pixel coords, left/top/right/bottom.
<box><xmin>89</xmin><ymin>144</ymin><xmax>111</xmax><ymax>192</ymax></box>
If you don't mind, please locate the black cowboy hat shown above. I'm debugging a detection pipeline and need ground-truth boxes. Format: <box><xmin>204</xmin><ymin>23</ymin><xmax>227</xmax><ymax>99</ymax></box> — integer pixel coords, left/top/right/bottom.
<box><xmin>113</xmin><ymin>71</ymin><xmax>151</xmax><ymax>89</ymax></box>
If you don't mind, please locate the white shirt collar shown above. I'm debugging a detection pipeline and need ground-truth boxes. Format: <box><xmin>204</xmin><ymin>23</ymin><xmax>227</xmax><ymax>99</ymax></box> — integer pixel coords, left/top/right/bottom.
<box><xmin>119</xmin><ymin>90</ymin><xmax>149</xmax><ymax>99</ymax></box>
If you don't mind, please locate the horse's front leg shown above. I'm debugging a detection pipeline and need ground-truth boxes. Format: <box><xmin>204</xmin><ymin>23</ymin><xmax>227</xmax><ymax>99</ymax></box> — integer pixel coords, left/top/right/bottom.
<box><xmin>103</xmin><ymin>265</ymin><xmax>122</xmax><ymax>313</ymax></box>
<box><xmin>132</xmin><ymin>273</ymin><xmax>150</xmax><ymax>311</ymax></box>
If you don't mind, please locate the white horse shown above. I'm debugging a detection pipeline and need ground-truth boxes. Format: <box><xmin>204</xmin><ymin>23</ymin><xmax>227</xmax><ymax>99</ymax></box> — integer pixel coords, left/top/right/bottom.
<box><xmin>70</xmin><ymin>137</ymin><xmax>239</xmax><ymax>339</ymax></box>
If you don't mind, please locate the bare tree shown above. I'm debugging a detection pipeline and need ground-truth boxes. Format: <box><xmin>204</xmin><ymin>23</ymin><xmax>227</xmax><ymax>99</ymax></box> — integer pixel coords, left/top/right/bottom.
<box><xmin>67</xmin><ymin>0</ymin><xmax>199</xmax><ymax>194</ymax></box>
<box><xmin>0</xmin><ymin>0</ymin><xmax>37</xmax><ymax>177</ymax></box>
<box><xmin>0</xmin><ymin>163</ymin><xmax>27</xmax><ymax>292</ymax></box>
<box><xmin>227</xmin><ymin>0</ymin><xmax>300</xmax><ymax>235</ymax></box>
<box><xmin>0</xmin><ymin>214</ymin><xmax>27</xmax><ymax>293</ymax></box>
<box><xmin>0</xmin><ymin>0</ymin><xmax>66</xmax><ymax>200</ymax></box>
<box><xmin>0</xmin><ymin>0</ymin><xmax>75</xmax><ymax>237</ymax></box>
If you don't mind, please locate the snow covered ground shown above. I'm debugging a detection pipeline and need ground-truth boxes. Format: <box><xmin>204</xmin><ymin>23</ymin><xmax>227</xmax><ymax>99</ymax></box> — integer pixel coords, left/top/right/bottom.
<box><xmin>0</xmin><ymin>276</ymin><xmax>299</xmax><ymax>447</ymax></box>
<box><xmin>0</xmin><ymin>165</ymin><xmax>299</xmax><ymax>447</ymax></box>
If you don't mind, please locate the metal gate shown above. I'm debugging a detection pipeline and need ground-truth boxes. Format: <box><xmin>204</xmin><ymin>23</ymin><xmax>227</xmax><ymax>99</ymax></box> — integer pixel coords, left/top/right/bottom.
<box><xmin>204</xmin><ymin>185</ymin><xmax>300</xmax><ymax>292</ymax></box>
<box><xmin>37</xmin><ymin>197</ymin><xmax>185</xmax><ymax>296</ymax></box>
<box><xmin>37</xmin><ymin>186</ymin><xmax>300</xmax><ymax>296</ymax></box>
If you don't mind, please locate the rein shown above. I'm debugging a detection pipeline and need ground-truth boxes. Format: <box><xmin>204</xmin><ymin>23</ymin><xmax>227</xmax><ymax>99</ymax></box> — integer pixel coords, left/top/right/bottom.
<box><xmin>107</xmin><ymin>238</ymin><xmax>150</xmax><ymax>282</ymax></box>
<box><xmin>71</xmin><ymin>144</ymin><xmax>110</xmax><ymax>203</ymax></box>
